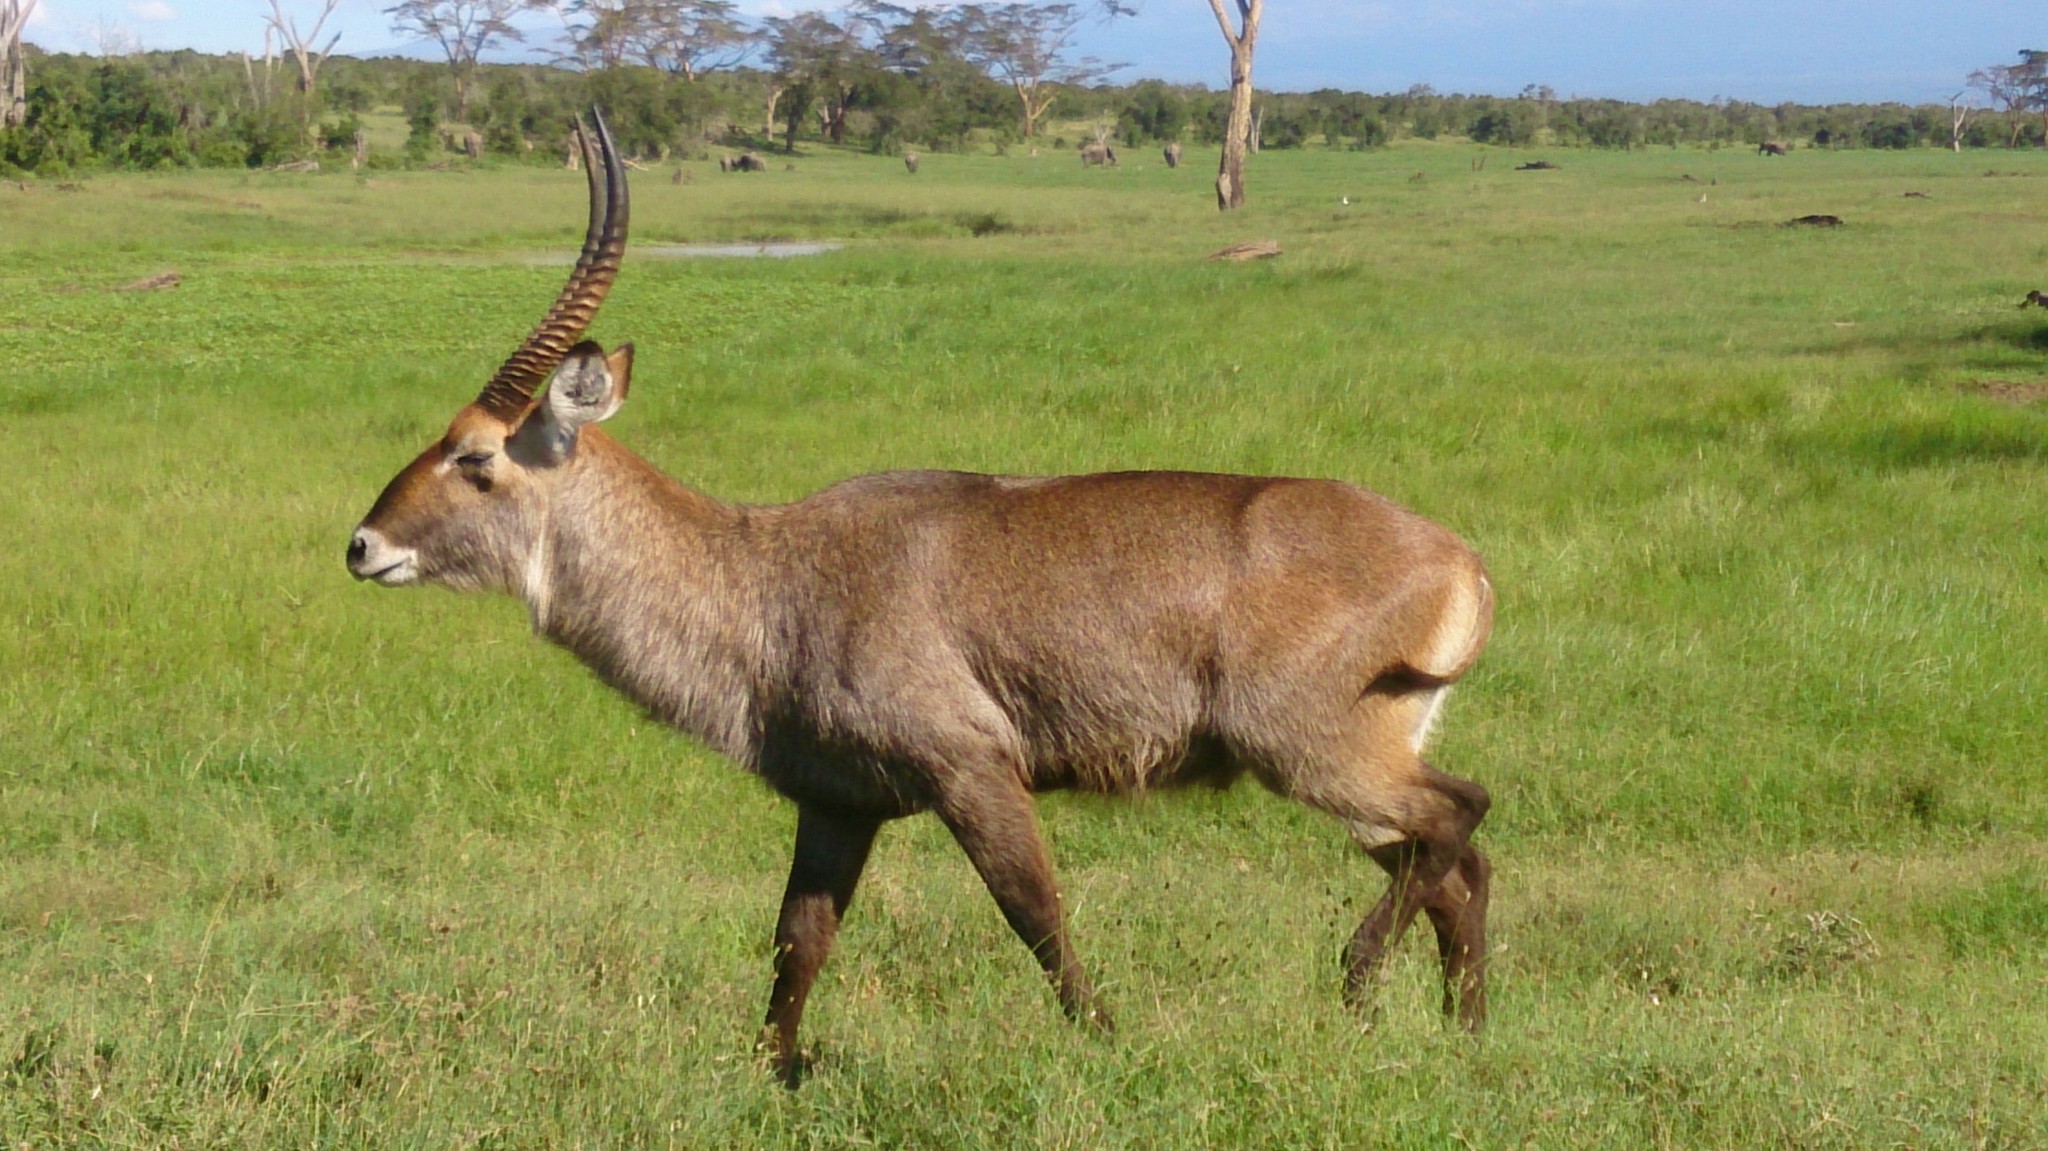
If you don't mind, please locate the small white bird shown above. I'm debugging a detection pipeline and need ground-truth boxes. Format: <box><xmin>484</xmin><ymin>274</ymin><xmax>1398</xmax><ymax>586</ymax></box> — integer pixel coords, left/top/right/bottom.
<box><xmin>1341</xmin><ymin>196</ymin><xmax>1350</xmax><ymax>205</ymax></box>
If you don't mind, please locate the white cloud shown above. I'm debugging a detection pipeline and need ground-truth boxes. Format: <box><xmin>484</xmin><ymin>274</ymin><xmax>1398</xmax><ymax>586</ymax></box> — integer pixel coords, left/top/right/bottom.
<box><xmin>127</xmin><ymin>0</ymin><xmax>175</xmax><ymax>22</ymax></box>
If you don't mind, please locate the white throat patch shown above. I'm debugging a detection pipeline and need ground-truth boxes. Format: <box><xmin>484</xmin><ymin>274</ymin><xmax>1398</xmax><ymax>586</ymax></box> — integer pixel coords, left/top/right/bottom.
<box><xmin>523</xmin><ymin>534</ymin><xmax>554</xmax><ymax>632</ymax></box>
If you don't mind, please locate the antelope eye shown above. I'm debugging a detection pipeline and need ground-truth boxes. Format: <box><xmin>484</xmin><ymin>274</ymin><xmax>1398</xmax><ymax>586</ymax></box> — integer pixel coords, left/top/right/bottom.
<box><xmin>455</xmin><ymin>452</ymin><xmax>493</xmax><ymax>469</ymax></box>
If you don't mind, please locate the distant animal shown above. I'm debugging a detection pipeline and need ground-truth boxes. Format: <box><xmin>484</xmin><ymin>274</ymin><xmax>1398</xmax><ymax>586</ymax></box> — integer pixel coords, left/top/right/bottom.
<box><xmin>346</xmin><ymin>109</ymin><xmax>1500</xmax><ymax>1089</ymax></box>
<box><xmin>1209</xmin><ymin>239</ymin><xmax>1283</xmax><ymax>261</ymax></box>
<box><xmin>1902</xmin><ymin>190</ymin><xmax>1928</xmax><ymax>199</ymax></box>
<box><xmin>1515</xmin><ymin>160</ymin><xmax>1558</xmax><ymax>171</ymax></box>
<box><xmin>1785</xmin><ymin>214</ymin><xmax>1842</xmax><ymax>227</ymax></box>
<box><xmin>1408</xmin><ymin>171</ymin><xmax>1425</xmax><ymax>182</ymax></box>
<box><xmin>903</xmin><ymin>152</ymin><xmax>920</xmax><ymax>174</ymax></box>
<box><xmin>1758</xmin><ymin>142</ymin><xmax>1789</xmax><ymax>157</ymax></box>
<box><xmin>1163</xmin><ymin>141</ymin><xmax>1182</xmax><ymax>169</ymax></box>
<box><xmin>2020</xmin><ymin>290</ymin><xmax>2048</xmax><ymax>309</ymax></box>
<box><xmin>723</xmin><ymin>152</ymin><xmax>767</xmax><ymax>173</ymax></box>
<box><xmin>113</xmin><ymin>270</ymin><xmax>180</xmax><ymax>292</ymax></box>
<box><xmin>671</xmin><ymin>167</ymin><xmax>687</xmax><ymax>185</ymax></box>
<box><xmin>1080</xmin><ymin>140</ymin><xmax>1118</xmax><ymax>167</ymax></box>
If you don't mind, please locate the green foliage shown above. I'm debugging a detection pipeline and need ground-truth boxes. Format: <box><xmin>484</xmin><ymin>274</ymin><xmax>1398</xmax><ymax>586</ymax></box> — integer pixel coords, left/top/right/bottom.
<box><xmin>2</xmin><ymin>70</ymin><xmax>94</xmax><ymax>174</ymax></box>
<box><xmin>86</xmin><ymin>61</ymin><xmax>188</xmax><ymax>168</ymax></box>
<box><xmin>0</xmin><ymin>45</ymin><xmax>2028</xmax><ymax>176</ymax></box>
<box><xmin>474</xmin><ymin>69</ymin><xmax>531</xmax><ymax>155</ymax></box>
<box><xmin>235</xmin><ymin>103</ymin><xmax>309</xmax><ymax>168</ymax></box>
<box><xmin>401</xmin><ymin>71</ymin><xmax>444</xmax><ymax>160</ymax></box>
<box><xmin>1117</xmin><ymin>79</ymin><xmax>1187</xmax><ymax>145</ymax></box>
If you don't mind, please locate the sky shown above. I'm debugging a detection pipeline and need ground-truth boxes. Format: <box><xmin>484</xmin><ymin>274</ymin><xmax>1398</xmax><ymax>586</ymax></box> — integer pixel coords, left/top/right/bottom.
<box><xmin>17</xmin><ymin>0</ymin><xmax>2046</xmax><ymax>105</ymax></box>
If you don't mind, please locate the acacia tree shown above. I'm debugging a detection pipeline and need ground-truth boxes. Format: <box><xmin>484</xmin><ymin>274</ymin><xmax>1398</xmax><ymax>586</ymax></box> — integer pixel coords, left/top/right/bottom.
<box><xmin>763</xmin><ymin>9</ymin><xmax>870</xmax><ymax>150</ymax></box>
<box><xmin>556</xmin><ymin>0</ymin><xmax>754</xmax><ymax>75</ymax></box>
<box><xmin>636</xmin><ymin>0</ymin><xmax>753</xmax><ymax>79</ymax></box>
<box><xmin>950</xmin><ymin>2</ymin><xmax>1114</xmax><ymax>139</ymax></box>
<box><xmin>1969</xmin><ymin>56</ymin><xmax>2037</xmax><ymax>148</ymax></box>
<box><xmin>386</xmin><ymin>0</ymin><xmax>528</xmax><ymax>120</ymax></box>
<box><xmin>557</xmin><ymin>0</ymin><xmax>636</xmax><ymax>68</ymax></box>
<box><xmin>2021</xmin><ymin>49</ymin><xmax>2048</xmax><ymax>146</ymax></box>
<box><xmin>1204</xmin><ymin>0</ymin><xmax>1261</xmax><ymax>210</ymax></box>
<box><xmin>2</xmin><ymin>0</ymin><xmax>35</xmax><ymax>128</ymax></box>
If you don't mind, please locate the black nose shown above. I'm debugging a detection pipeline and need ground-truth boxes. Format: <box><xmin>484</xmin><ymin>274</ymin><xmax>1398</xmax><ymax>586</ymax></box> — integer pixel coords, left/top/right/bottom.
<box><xmin>347</xmin><ymin>533</ymin><xmax>367</xmax><ymax>565</ymax></box>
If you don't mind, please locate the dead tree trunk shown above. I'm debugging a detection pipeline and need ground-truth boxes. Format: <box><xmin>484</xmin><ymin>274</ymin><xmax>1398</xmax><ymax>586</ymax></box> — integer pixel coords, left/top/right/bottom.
<box><xmin>1</xmin><ymin>0</ymin><xmax>34</xmax><ymax>130</ymax></box>
<box><xmin>1205</xmin><ymin>0</ymin><xmax>1263</xmax><ymax>211</ymax></box>
<box><xmin>1950</xmin><ymin>93</ymin><xmax>1971</xmax><ymax>153</ymax></box>
<box><xmin>242</xmin><ymin>28</ymin><xmax>279</xmax><ymax>110</ymax></box>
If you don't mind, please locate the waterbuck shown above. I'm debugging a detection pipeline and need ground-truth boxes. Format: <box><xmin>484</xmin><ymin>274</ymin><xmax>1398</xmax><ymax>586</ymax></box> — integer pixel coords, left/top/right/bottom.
<box><xmin>347</xmin><ymin>110</ymin><xmax>1497</xmax><ymax>1085</ymax></box>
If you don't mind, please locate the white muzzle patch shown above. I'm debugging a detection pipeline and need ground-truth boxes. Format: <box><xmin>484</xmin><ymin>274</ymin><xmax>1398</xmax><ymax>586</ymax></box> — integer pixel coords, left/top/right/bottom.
<box><xmin>348</xmin><ymin>526</ymin><xmax>419</xmax><ymax>586</ymax></box>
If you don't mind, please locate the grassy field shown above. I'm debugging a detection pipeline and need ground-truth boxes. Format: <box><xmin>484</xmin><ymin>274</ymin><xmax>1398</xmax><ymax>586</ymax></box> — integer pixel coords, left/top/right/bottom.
<box><xmin>4</xmin><ymin>141</ymin><xmax>2048</xmax><ymax>1148</ymax></box>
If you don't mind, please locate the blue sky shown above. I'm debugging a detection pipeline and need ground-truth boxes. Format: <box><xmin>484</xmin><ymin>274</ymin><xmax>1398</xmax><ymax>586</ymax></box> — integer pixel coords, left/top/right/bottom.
<box><xmin>19</xmin><ymin>0</ymin><xmax>2045</xmax><ymax>104</ymax></box>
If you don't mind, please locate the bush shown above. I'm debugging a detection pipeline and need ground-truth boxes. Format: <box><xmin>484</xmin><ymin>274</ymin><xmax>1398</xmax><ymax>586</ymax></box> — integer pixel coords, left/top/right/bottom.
<box><xmin>321</xmin><ymin>113</ymin><xmax>364</xmax><ymax>154</ymax></box>
<box><xmin>90</xmin><ymin>61</ymin><xmax>188</xmax><ymax>168</ymax></box>
<box><xmin>3</xmin><ymin>72</ymin><xmax>94</xmax><ymax>175</ymax></box>
<box><xmin>234</xmin><ymin>105</ymin><xmax>307</xmax><ymax>168</ymax></box>
<box><xmin>402</xmin><ymin>72</ymin><xmax>444</xmax><ymax>159</ymax></box>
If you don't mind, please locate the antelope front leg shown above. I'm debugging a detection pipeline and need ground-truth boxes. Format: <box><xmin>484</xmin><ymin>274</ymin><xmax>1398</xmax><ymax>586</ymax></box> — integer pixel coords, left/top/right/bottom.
<box><xmin>761</xmin><ymin>804</ymin><xmax>880</xmax><ymax>1087</ymax></box>
<box><xmin>937</xmin><ymin>778</ymin><xmax>1111</xmax><ymax>1030</ymax></box>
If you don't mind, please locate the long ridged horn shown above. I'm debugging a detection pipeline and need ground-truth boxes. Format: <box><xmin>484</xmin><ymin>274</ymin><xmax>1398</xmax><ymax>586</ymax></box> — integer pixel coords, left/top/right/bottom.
<box><xmin>475</xmin><ymin>107</ymin><xmax>630</xmax><ymax>420</ymax></box>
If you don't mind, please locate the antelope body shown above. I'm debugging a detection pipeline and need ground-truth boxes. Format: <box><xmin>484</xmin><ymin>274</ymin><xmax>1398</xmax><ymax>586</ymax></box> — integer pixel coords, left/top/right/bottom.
<box><xmin>349</xmin><ymin>111</ymin><xmax>1497</xmax><ymax>1085</ymax></box>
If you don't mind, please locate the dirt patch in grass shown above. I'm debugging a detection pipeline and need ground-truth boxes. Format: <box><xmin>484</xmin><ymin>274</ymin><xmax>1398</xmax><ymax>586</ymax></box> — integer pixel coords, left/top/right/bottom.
<box><xmin>1964</xmin><ymin>378</ymin><xmax>2048</xmax><ymax>405</ymax></box>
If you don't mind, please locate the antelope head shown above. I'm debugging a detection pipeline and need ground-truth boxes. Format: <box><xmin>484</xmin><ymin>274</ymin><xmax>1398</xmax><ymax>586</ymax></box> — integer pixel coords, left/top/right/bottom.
<box><xmin>347</xmin><ymin>109</ymin><xmax>632</xmax><ymax>593</ymax></box>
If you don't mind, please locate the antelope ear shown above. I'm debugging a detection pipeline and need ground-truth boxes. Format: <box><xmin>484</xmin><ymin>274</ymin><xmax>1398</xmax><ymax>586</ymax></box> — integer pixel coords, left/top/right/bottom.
<box><xmin>518</xmin><ymin>341</ymin><xmax>633</xmax><ymax>461</ymax></box>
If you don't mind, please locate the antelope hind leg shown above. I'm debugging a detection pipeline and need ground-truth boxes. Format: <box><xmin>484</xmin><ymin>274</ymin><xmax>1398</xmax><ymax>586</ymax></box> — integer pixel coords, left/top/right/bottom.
<box><xmin>1422</xmin><ymin>844</ymin><xmax>1491</xmax><ymax>1030</ymax></box>
<box><xmin>1337</xmin><ymin>765</ymin><xmax>1491</xmax><ymax>1026</ymax></box>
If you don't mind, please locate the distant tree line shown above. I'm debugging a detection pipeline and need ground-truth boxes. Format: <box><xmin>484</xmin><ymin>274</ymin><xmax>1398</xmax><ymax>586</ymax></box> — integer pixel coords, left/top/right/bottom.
<box><xmin>2</xmin><ymin>21</ymin><xmax>2041</xmax><ymax>177</ymax></box>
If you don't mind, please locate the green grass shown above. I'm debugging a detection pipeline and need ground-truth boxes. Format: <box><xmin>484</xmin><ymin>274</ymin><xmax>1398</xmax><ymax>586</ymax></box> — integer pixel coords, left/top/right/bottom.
<box><xmin>5</xmin><ymin>142</ymin><xmax>2048</xmax><ymax>1147</ymax></box>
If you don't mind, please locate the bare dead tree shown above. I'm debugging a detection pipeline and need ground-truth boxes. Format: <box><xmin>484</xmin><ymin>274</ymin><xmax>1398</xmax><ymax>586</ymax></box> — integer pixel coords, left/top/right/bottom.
<box><xmin>84</xmin><ymin>13</ymin><xmax>140</xmax><ymax>57</ymax></box>
<box><xmin>1204</xmin><ymin>0</ymin><xmax>1262</xmax><ymax>210</ymax></box>
<box><xmin>243</xmin><ymin>25</ymin><xmax>281</xmax><ymax>108</ymax></box>
<box><xmin>1950</xmin><ymin>91</ymin><xmax>1974</xmax><ymax>153</ymax></box>
<box><xmin>386</xmin><ymin>0</ymin><xmax>528</xmax><ymax>121</ymax></box>
<box><xmin>1</xmin><ymin>0</ymin><xmax>35</xmax><ymax>129</ymax></box>
<box><xmin>265</xmin><ymin>0</ymin><xmax>343</xmax><ymax>117</ymax></box>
